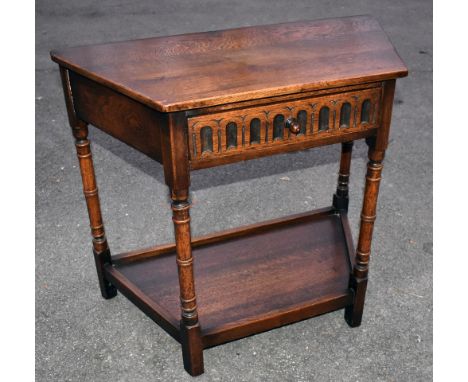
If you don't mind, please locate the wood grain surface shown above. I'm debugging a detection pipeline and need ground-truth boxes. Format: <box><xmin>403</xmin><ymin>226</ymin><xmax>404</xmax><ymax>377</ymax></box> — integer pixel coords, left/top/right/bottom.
<box><xmin>51</xmin><ymin>16</ymin><xmax>408</xmax><ymax>112</ymax></box>
<box><xmin>114</xmin><ymin>212</ymin><xmax>352</xmax><ymax>346</ymax></box>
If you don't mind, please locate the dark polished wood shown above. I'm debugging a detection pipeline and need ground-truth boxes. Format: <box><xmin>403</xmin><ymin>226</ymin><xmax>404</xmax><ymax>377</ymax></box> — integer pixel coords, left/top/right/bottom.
<box><xmin>60</xmin><ymin>67</ymin><xmax>117</xmax><ymax>299</ymax></box>
<box><xmin>345</xmin><ymin>139</ymin><xmax>384</xmax><ymax>327</ymax></box>
<box><xmin>51</xmin><ymin>16</ymin><xmax>407</xmax><ymax>112</ymax></box>
<box><xmin>160</xmin><ymin>112</ymin><xmax>203</xmax><ymax>375</ymax></box>
<box><xmin>104</xmin><ymin>263</ymin><xmax>180</xmax><ymax>341</ymax></box>
<box><xmin>52</xmin><ymin>16</ymin><xmax>407</xmax><ymax>377</ymax></box>
<box><xmin>333</xmin><ymin>141</ymin><xmax>354</xmax><ymax>211</ymax></box>
<box><xmin>69</xmin><ymin>71</ymin><xmax>164</xmax><ymax>162</ymax></box>
<box><xmin>344</xmin><ymin>79</ymin><xmax>396</xmax><ymax>326</ymax></box>
<box><xmin>109</xmin><ymin>208</ymin><xmax>353</xmax><ymax>347</ymax></box>
<box><xmin>112</xmin><ymin>207</ymin><xmax>335</xmax><ymax>265</ymax></box>
<box><xmin>171</xmin><ymin>199</ymin><xmax>204</xmax><ymax>376</ymax></box>
<box><xmin>187</xmin><ymin>85</ymin><xmax>381</xmax><ymax>169</ymax></box>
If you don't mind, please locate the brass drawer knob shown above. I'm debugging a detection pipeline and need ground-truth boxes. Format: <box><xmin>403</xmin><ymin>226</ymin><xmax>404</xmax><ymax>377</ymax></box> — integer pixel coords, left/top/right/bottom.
<box><xmin>285</xmin><ymin>117</ymin><xmax>300</xmax><ymax>134</ymax></box>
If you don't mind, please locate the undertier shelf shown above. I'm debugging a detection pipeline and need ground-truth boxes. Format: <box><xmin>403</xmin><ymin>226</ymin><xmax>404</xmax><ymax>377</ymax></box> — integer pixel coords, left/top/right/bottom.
<box><xmin>105</xmin><ymin>207</ymin><xmax>355</xmax><ymax>347</ymax></box>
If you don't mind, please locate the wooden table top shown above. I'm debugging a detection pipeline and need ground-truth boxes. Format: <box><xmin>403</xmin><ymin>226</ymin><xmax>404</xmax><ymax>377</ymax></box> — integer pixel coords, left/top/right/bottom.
<box><xmin>51</xmin><ymin>15</ymin><xmax>407</xmax><ymax>112</ymax></box>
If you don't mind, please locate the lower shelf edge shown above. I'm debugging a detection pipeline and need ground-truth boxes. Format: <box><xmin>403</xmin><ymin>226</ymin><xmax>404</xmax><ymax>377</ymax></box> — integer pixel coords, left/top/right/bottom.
<box><xmin>104</xmin><ymin>264</ymin><xmax>181</xmax><ymax>342</ymax></box>
<box><xmin>108</xmin><ymin>209</ymin><xmax>354</xmax><ymax>349</ymax></box>
<box><xmin>201</xmin><ymin>291</ymin><xmax>353</xmax><ymax>348</ymax></box>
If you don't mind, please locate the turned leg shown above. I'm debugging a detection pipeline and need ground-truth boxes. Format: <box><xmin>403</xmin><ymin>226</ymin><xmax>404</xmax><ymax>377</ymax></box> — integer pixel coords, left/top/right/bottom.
<box><xmin>333</xmin><ymin>141</ymin><xmax>354</xmax><ymax>211</ymax></box>
<box><xmin>161</xmin><ymin>111</ymin><xmax>204</xmax><ymax>376</ymax></box>
<box><xmin>345</xmin><ymin>138</ymin><xmax>385</xmax><ymax>326</ymax></box>
<box><xmin>171</xmin><ymin>190</ymin><xmax>204</xmax><ymax>376</ymax></box>
<box><xmin>58</xmin><ymin>66</ymin><xmax>116</xmax><ymax>299</ymax></box>
<box><xmin>72</xmin><ymin>121</ymin><xmax>117</xmax><ymax>299</ymax></box>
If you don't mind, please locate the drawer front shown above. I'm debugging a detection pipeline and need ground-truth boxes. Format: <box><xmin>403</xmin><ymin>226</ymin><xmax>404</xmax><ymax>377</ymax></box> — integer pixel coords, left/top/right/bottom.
<box><xmin>188</xmin><ymin>86</ymin><xmax>382</xmax><ymax>167</ymax></box>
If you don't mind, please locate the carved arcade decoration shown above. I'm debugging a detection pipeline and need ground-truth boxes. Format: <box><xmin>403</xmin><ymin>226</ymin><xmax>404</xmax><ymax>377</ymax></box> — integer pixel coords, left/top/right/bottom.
<box><xmin>188</xmin><ymin>87</ymin><xmax>381</xmax><ymax>164</ymax></box>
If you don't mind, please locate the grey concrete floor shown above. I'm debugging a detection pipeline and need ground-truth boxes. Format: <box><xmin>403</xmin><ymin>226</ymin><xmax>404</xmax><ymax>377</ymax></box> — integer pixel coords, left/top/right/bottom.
<box><xmin>36</xmin><ymin>1</ymin><xmax>432</xmax><ymax>381</ymax></box>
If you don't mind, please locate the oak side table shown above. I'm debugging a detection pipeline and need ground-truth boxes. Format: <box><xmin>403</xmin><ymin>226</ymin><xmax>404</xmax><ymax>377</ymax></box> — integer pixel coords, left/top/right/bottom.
<box><xmin>51</xmin><ymin>16</ymin><xmax>408</xmax><ymax>376</ymax></box>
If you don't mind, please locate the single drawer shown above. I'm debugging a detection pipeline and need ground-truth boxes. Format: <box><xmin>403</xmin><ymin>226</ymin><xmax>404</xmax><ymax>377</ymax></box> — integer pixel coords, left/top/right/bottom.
<box><xmin>188</xmin><ymin>85</ymin><xmax>382</xmax><ymax>169</ymax></box>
